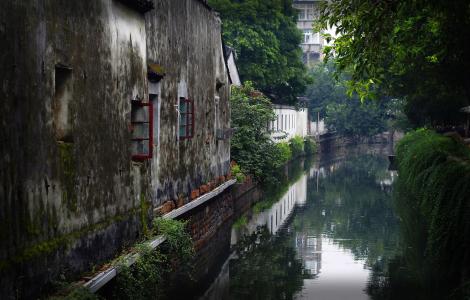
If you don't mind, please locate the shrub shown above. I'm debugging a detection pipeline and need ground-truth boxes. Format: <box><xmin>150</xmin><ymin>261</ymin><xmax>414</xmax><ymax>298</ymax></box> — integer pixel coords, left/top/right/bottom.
<box><xmin>230</xmin><ymin>83</ymin><xmax>290</xmax><ymax>184</ymax></box>
<box><xmin>395</xmin><ymin>129</ymin><xmax>470</xmax><ymax>286</ymax></box>
<box><xmin>276</xmin><ymin>142</ymin><xmax>292</xmax><ymax>165</ymax></box>
<box><xmin>231</xmin><ymin>164</ymin><xmax>246</xmax><ymax>183</ymax></box>
<box><xmin>50</xmin><ymin>287</ymin><xmax>100</xmax><ymax>300</ymax></box>
<box><xmin>113</xmin><ymin>218</ymin><xmax>194</xmax><ymax>300</ymax></box>
<box><xmin>304</xmin><ymin>138</ymin><xmax>317</xmax><ymax>155</ymax></box>
<box><xmin>289</xmin><ymin>136</ymin><xmax>304</xmax><ymax>158</ymax></box>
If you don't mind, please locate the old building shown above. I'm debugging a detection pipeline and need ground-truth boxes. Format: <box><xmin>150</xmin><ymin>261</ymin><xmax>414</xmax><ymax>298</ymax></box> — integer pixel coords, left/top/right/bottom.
<box><xmin>0</xmin><ymin>0</ymin><xmax>231</xmax><ymax>298</ymax></box>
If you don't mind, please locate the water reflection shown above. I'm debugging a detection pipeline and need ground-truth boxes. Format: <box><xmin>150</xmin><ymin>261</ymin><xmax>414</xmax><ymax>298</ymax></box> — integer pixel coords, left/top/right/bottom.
<box><xmin>201</xmin><ymin>151</ymin><xmax>399</xmax><ymax>300</ymax></box>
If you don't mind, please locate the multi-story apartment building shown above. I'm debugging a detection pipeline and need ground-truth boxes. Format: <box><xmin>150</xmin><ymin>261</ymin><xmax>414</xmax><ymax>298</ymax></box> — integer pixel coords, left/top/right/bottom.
<box><xmin>293</xmin><ymin>0</ymin><xmax>323</xmax><ymax>67</ymax></box>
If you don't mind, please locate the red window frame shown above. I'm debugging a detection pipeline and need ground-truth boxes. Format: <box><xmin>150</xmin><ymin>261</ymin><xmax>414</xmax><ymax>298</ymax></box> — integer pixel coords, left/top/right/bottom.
<box><xmin>131</xmin><ymin>100</ymin><xmax>153</xmax><ymax>161</ymax></box>
<box><xmin>179</xmin><ymin>97</ymin><xmax>194</xmax><ymax>140</ymax></box>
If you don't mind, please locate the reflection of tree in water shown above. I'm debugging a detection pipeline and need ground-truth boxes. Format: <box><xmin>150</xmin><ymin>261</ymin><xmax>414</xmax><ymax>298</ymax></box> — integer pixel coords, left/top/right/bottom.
<box><xmin>297</xmin><ymin>154</ymin><xmax>400</xmax><ymax>268</ymax></box>
<box><xmin>229</xmin><ymin>227</ymin><xmax>311</xmax><ymax>300</ymax></box>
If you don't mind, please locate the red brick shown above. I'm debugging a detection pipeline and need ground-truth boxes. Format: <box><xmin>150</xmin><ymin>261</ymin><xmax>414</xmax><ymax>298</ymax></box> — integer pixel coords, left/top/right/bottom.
<box><xmin>200</xmin><ymin>184</ymin><xmax>209</xmax><ymax>194</ymax></box>
<box><xmin>161</xmin><ymin>201</ymin><xmax>174</xmax><ymax>214</ymax></box>
<box><xmin>177</xmin><ymin>197</ymin><xmax>184</xmax><ymax>208</ymax></box>
<box><xmin>191</xmin><ymin>189</ymin><xmax>200</xmax><ymax>200</ymax></box>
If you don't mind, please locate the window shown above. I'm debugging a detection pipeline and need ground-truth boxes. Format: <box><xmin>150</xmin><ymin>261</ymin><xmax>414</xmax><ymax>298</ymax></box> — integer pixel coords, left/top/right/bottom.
<box><xmin>298</xmin><ymin>9</ymin><xmax>306</xmax><ymax>20</ymax></box>
<box><xmin>307</xmin><ymin>8</ymin><xmax>314</xmax><ymax>20</ymax></box>
<box><xmin>179</xmin><ymin>97</ymin><xmax>194</xmax><ymax>139</ymax></box>
<box><xmin>303</xmin><ymin>29</ymin><xmax>312</xmax><ymax>44</ymax></box>
<box><xmin>131</xmin><ymin>99</ymin><xmax>153</xmax><ymax>161</ymax></box>
<box><xmin>53</xmin><ymin>65</ymin><xmax>73</xmax><ymax>142</ymax></box>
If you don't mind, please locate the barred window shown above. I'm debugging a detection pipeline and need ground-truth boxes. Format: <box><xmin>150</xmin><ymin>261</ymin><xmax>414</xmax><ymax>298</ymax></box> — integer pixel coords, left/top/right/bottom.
<box><xmin>179</xmin><ymin>97</ymin><xmax>194</xmax><ymax>140</ymax></box>
<box><xmin>131</xmin><ymin>99</ymin><xmax>153</xmax><ymax>161</ymax></box>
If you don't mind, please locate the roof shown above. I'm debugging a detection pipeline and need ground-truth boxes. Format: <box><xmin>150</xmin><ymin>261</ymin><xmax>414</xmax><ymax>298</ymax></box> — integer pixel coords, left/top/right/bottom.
<box><xmin>196</xmin><ymin>0</ymin><xmax>214</xmax><ymax>11</ymax></box>
<box><xmin>116</xmin><ymin>0</ymin><xmax>154</xmax><ymax>14</ymax></box>
<box><xmin>223</xmin><ymin>45</ymin><xmax>236</xmax><ymax>60</ymax></box>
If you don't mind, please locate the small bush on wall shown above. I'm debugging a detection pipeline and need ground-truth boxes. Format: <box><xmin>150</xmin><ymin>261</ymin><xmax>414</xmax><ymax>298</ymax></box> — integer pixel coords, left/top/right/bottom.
<box><xmin>289</xmin><ymin>136</ymin><xmax>304</xmax><ymax>158</ymax></box>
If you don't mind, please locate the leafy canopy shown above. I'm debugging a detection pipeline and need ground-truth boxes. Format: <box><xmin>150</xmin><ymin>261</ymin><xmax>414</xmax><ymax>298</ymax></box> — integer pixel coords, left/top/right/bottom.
<box><xmin>230</xmin><ymin>83</ymin><xmax>290</xmax><ymax>183</ymax></box>
<box><xmin>317</xmin><ymin>0</ymin><xmax>470</xmax><ymax>126</ymax></box>
<box><xmin>306</xmin><ymin>62</ymin><xmax>392</xmax><ymax>138</ymax></box>
<box><xmin>208</xmin><ymin>0</ymin><xmax>312</xmax><ymax>104</ymax></box>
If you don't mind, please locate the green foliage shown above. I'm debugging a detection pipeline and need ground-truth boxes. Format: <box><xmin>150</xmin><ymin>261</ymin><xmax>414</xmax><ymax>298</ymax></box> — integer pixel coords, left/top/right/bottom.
<box><xmin>114</xmin><ymin>244</ymin><xmax>166</xmax><ymax>300</ymax></box>
<box><xmin>208</xmin><ymin>0</ymin><xmax>311</xmax><ymax>104</ymax></box>
<box><xmin>233</xmin><ymin>216</ymin><xmax>248</xmax><ymax>230</ymax></box>
<box><xmin>305</xmin><ymin>61</ymin><xmax>346</xmax><ymax>118</ymax></box>
<box><xmin>231</xmin><ymin>164</ymin><xmax>246</xmax><ymax>183</ymax></box>
<box><xmin>316</xmin><ymin>0</ymin><xmax>470</xmax><ymax>126</ymax></box>
<box><xmin>375</xmin><ymin>129</ymin><xmax>470</xmax><ymax>298</ymax></box>
<box><xmin>305</xmin><ymin>62</ymin><xmax>391</xmax><ymax>138</ymax></box>
<box><xmin>395</xmin><ymin>129</ymin><xmax>470</xmax><ymax>268</ymax></box>
<box><xmin>304</xmin><ymin>138</ymin><xmax>317</xmax><ymax>155</ymax></box>
<box><xmin>152</xmin><ymin>218</ymin><xmax>194</xmax><ymax>265</ymax></box>
<box><xmin>112</xmin><ymin>218</ymin><xmax>194</xmax><ymax>300</ymax></box>
<box><xmin>230</xmin><ymin>84</ymin><xmax>292</xmax><ymax>184</ymax></box>
<box><xmin>49</xmin><ymin>287</ymin><xmax>100</xmax><ymax>300</ymax></box>
<box><xmin>229</xmin><ymin>227</ymin><xmax>309</xmax><ymax>299</ymax></box>
<box><xmin>275</xmin><ymin>142</ymin><xmax>292</xmax><ymax>164</ymax></box>
<box><xmin>253</xmin><ymin>158</ymin><xmax>304</xmax><ymax>213</ymax></box>
<box><xmin>326</xmin><ymin>100</ymin><xmax>388</xmax><ymax>139</ymax></box>
<box><xmin>289</xmin><ymin>136</ymin><xmax>304</xmax><ymax>157</ymax></box>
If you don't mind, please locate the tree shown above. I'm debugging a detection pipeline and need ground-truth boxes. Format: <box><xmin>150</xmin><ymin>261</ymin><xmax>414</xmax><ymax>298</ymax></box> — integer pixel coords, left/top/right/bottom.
<box><xmin>317</xmin><ymin>0</ymin><xmax>470</xmax><ymax>127</ymax></box>
<box><xmin>305</xmin><ymin>62</ymin><xmax>390</xmax><ymax>138</ymax></box>
<box><xmin>208</xmin><ymin>0</ymin><xmax>312</xmax><ymax>104</ymax></box>
<box><xmin>325</xmin><ymin>100</ymin><xmax>388</xmax><ymax>139</ymax></box>
<box><xmin>230</xmin><ymin>83</ymin><xmax>287</xmax><ymax>183</ymax></box>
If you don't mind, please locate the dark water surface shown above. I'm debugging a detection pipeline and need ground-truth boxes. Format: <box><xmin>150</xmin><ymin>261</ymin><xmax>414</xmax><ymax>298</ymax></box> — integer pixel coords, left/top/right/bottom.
<box><xmin>200</xmin><ymin>148</ymin><xmax>400</xmax><ymax>300</ymax></box>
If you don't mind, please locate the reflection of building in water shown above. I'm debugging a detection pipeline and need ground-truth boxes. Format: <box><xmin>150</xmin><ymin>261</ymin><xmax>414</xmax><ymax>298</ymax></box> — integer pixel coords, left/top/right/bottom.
<box><xmin>231</xmin><ymin>173</ymin><xmax>308</xmax><ymax>246</ymax></box>
<box><xmin>295</xmin><ymin>234</ymin><xmax>322</xmax><ymax>277</ymax></box>
<box><xmin>377</xmin><ymin>171</ymin><xmax>397</xmax><ymax>191</ymax></box>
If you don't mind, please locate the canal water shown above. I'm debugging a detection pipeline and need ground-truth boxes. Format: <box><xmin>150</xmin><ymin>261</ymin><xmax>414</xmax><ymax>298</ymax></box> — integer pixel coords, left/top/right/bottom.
<box><xmin>200</xmin><ymin>148</ymin><xmax>400</xmax><ymax>300</ymax></box>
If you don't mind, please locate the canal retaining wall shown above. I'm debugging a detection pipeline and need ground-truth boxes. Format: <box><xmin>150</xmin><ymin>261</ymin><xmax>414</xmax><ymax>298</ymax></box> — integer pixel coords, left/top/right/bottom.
<box><xmin>0</xmin><ymin>0</ymin><xmax>230</xmax><ymax>298</ymax></box>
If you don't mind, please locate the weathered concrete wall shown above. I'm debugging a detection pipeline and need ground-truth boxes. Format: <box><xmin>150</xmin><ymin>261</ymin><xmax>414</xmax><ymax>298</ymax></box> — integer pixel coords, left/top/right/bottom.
<box><xmin>0</xmin><ymin>1</ymin><xmax>153</xmax><ymax>298</ymax></box>
<box><xmin>146</xmin><ymin>0</ymin><xmax>231</xmax><ymax>206</ymax></box>
<box><xmin>0</xmin><ymin>0</ymin><xmax>230</xmax><ymax>298</ymax></box>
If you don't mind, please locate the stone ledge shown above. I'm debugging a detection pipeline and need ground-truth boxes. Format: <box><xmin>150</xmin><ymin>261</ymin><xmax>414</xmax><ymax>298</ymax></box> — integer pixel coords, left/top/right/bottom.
<box><xmin>161</xmin><ymin>179</ymin><xmax>237</xmax><ymax>220</ymax></box>
<box><xmin>83</xmin><ymin>235</ymin><xmax>166</xmax><ymax>293</ymax></box>
<box><xmin>82</xmin><ymin>179</ymin><xmax>236</xmax><ymax>293</ymax></box>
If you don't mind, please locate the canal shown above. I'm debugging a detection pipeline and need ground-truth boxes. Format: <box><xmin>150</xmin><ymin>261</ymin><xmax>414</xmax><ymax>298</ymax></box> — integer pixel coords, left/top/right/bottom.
<box><xmin>198</xmin><ymin>147</ymin><xmax>400</xmax><ymax>300</ymax></box>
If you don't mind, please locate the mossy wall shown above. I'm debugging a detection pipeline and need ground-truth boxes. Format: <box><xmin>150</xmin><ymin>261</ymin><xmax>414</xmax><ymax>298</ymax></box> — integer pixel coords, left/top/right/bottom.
<box><xmin>0</xmin><ymin>0</ymin><xmax>230</xmax><ymax>298</ymax></box>
<box><xmin>146</xmin><ymin>0</ymin><xmax>231</xmax><ymax>205</ymax></box>
<box><xmin>0</xmin><ymin>1</ymin><xmax>153</xmax><ymax>298</ymax></box>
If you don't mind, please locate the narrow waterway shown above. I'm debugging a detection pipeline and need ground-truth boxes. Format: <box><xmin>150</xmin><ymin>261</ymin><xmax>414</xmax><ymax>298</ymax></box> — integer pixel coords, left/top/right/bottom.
<box><xmin>200</xmin><ymin>147</ymin><xmax>399</xmax><ymax>300</ymax></box>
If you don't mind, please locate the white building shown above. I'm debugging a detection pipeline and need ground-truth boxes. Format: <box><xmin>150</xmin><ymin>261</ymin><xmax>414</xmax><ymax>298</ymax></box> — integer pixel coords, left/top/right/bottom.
<box><xmin>293</xmin><ymin>0</ymin><xmax>324</xmax><ymax>66</ymax></box>
<box><xmin>270</xmin><ymin>105</ymin><xmax>309</xmax><ymax>142</ymax></box>
<box><xmin>310</xmin><ymin>119</ymin><xmax>326</xmax><ymax>136</ymax></box>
